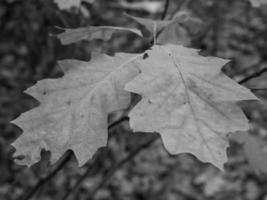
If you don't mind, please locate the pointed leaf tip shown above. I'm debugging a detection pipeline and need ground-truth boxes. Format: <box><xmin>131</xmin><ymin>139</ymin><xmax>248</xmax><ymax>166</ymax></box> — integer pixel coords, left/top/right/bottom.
<box><xmin>11</xmin><ymin>52</ymin><xmax>141</xmax><ymax>167</ymax></box>
<box><xmin>126</xmin><ymin>44</ymin><xmax>258</xmax><ymax>170</ymax></box>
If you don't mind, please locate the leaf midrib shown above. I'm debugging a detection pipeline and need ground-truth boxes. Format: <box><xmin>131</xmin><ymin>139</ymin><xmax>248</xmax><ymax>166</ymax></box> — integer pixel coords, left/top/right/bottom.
<box><xmin>162</xmin><ymin>46</ymin><xmax>218</xmax><ymax>161</ymax></box>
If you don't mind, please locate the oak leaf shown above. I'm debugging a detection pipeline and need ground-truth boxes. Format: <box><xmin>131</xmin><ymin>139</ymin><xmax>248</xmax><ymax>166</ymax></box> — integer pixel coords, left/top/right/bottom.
<box><xmin>57</xmin><ymin>26</ymin><xmax>142</xmax><ymax>45</ymax></box>
<box><xmin>125</xmin><ymin>45</ymin><xmax>257</xmax><ymax>169</ymax></box>
<box><xmin>11</xmin><ymin>53</ymin><xmax>141</xmax><ymax>167</ymax></box>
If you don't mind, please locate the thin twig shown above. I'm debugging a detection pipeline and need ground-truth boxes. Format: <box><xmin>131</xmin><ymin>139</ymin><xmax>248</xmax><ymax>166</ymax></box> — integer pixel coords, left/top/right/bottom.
<box><xmin>19</xmin><ymin>115</ymin><xmax>130</xmax><ymax>200</ymax></box>
<box><xmin>249</xmin><ymin>88</ymin><xmax>267</xmax><ymax>91</ymax></box>
<box><xmin>232</xmin><ymin>60</ymin><xmax>262</xmax><ymax>79</ymax></box>
<box><xmin>63</xmin><ymin>135</ymin><xmax>158</xmax><ymax>200</ymax></box>
<box><xmin>62</xmin><ymin>160</ymin><xmax>95</xmax><ymax>200</ymax></box>
<box><xmin>153</xmin><ymin>22</ymin><xmax>157</xmax><ymax>45</ymax></box>
<box><xmin>238</xmin><ymin>67</ymin><xmax>267</xmax><ymax>84</ymax></box>
<box><xmin>21</xmin><ymin>152</ymin><xmax>73</xmax><ymax>200</ymax></box>
<box><xmin>61</xmin><ymin>116</ymin><xmax>130</xmax><ymax>200</ymax></box>
<box><xmin>86</xmin><ymin>135</ymin><xmax>159</xmax><ymax>200</ymax></box>
<box><xmin>43</xmin><ymin>1</ymin><xmax>70</xmax><ymax>28</ymax></box>
<box><xmin>109</xmin><ymin>116</ymin><xmax>129</xmax><ymax>129</ymax></box>
<box><xmin>174</xmin><ymin>0</ymin><xmax>190</xmax><ymax>14</ymax></box>
<box><xmin>161</xmin><ymin>0</ymin><xmax>170</xmax><ymax>20</ymax></box>
<box><xmin>149</xmin><ymin>0</ymin><xmax>170</xmax><ymax>46</ymax></box>
<box><xmin>55</xmin><ymin>10</ymin><xmax>71</xmax><ymax>28</ymax></box>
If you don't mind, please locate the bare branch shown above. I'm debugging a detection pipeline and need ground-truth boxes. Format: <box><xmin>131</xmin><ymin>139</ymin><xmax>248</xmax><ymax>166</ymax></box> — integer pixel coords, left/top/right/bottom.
<box><xmin>62</xmin><ymin>160</ymin><xmax>95</xmax><ymax>200</ymax></box>
<box><xmin>18</xmin><ymin>115</ymin><xmax>130</xmax><ymax>200</ymax></box>
<box><xmin>161</xmin><ymin>0</ymin><xmax>170</xmax><ymax>20</ymax></box>
<box><xmin>249</xmin><ymin>88</ymin><xmax>267</xmax><ymax>91</ymax></box>
<box><xmin>62</xmin><ymin>134</ymin><xmax>159</xmax><ymax>200</ymax></box>
<box><xmin>86</xmin><ymin>134</ymin><xmax>158</xmax><ymax>200</ymax></box>
<box><xmin>21</xmin><ymin>151</ymin><xmax>73</xmax><ymax>200</ymax></box>
<box><xmin>238</xmin><ymin>67</ymin><xmax>267</xmax><ymax>84</ymax></box>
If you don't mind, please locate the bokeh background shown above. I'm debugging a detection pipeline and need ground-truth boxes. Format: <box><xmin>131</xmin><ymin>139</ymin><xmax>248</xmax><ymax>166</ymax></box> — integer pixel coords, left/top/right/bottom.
<box><xmin>1</xmin><ymin>0</ymin><xmax>267</xmax><ymax>199</ymax></box>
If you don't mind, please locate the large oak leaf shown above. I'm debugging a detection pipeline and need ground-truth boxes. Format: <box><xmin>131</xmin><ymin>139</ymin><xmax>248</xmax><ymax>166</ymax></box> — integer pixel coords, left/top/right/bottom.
<box><xmin>12</xmin><ymin>53</ymin><xmax>141</xmax><ymax>167</ymax></box>
<box><xmin>125</xmin><ymin>45</ymin><xmax>257</xmax><ymax>169</ymax></box>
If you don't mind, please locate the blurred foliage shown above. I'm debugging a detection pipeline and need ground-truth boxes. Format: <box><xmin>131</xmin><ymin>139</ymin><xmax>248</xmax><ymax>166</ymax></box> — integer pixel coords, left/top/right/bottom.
<box><xmin>0</xmin><ymin>0</ymin><xmax>267</xmax><ymax>200</ymax></box>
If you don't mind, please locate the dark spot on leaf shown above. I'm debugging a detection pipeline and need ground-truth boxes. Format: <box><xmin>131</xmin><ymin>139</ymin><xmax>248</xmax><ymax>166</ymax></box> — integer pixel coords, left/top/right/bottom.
<box><xmin>148</xmin><ymin>100</ymin><xmax>152</xmax><ymax>104</ymax></box>
<box><xmin>15</xmin><ymin>155</ymin><xmax>25</xmax><ymax>160</ymax></box>
<box><xmin>43</xmin><ymin>91</ymin><xmax>47</xmax><ymax>95</ymax></box>
<box><xmin>168</xmin><ymin>53</ymin><xmax>171</xmax><ymax>56</ymax></box>
<box><xmin>67</xmin><ymin>100</ymin><xmax>71</xmax><ymax>105</ymax></box>
<box><xmin>143</xmin><ymin>53</ymin><xmax>149</xmax><ymax>59</ymax></box>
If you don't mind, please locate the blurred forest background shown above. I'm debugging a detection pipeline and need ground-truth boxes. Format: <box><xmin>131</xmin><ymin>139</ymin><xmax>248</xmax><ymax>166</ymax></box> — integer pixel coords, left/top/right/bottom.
<box><xmin>1</xmin><ymin>0</ymin><xmax>267</xmax><ymax>199</ymax></box>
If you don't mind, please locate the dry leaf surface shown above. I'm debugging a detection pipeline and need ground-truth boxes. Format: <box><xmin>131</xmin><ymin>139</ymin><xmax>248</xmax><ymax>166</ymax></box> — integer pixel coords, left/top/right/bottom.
<box><xmin>125</xmin><ymin>45</ymin><xmax>257</xmax><ymax>169</ymax></box>
<box><xmin>12</xmin><ymin>53</ymin><xmax>141</xmax><ymax>167</ymax></box>
<box><xmin>57</xmin><ymin>26</ymin><xmax>142</xmax><ymax>45</ymax></box>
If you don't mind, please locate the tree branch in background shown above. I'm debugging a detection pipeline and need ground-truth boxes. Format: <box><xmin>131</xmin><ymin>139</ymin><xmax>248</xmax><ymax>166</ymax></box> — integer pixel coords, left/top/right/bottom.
<box><xmin>249</xmin><ymin>88</ymin><xmax>267</xmax><ymax>91</ymax></box>
<box><xmin>19</xmin><ymin>115</ymin><xmax>130</xmax><ymax>200</ymax></box>
<box><xmin>62</xmin><ymin>63</ymin><xmax>267</xmax><ymax>200</ymax></box>
<box><xmin>85</xmin><ymin>135</ymin><xmax>159</xmax><ymax>200</ymax></box>
<box><xmin>21</xmin><ymin>151</ymin><xmax>73</xmax><ymax>200</ymax></box>
<box><xmin>238</xmin><ymin>67</ymin><xmax>267</xmax><ymax>84</ymax></box>
<box><xmin>161</xmin><ymin>0</ymin><xmax>170</xmax><ymax>20</ymax></box>
<box><xmin>62</xmin><ymin>162</ymin><xmax>95</xmax><ymax>200</ymax></box>
<box><xmin>18</xmin><ymin>63</ymin><xmax>267</xmax><ymax>200</ymax></box>
<box><xmin>62</xmin><ymin>134</ymin><xmax>159</xmax><ymax>200</ymax></box>
<box><xmin>55</xmin><ymin>10</ymin><xmax>71</xmax><ymax>28</ymax></box>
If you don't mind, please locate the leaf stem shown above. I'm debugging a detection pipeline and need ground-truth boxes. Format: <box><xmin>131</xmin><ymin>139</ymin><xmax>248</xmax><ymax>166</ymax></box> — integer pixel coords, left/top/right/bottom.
<box><xmin>150</xmin><ymin>0</ymin><xmax>169</xmax><ymax>46</ymax></box>
<box><xmin>238</xmin><ymin>67</ymin><xmax>267</xmax><ymax>84</ymax></box>
<box><xmin>161</xmin><ymin>0</ymin><xmax>170</xmax><ymax>20</ymax></box>
<box><xmin>153</xmin><ymin>22</ymin><xmax>157</xmax><ymax>45</ymax></box>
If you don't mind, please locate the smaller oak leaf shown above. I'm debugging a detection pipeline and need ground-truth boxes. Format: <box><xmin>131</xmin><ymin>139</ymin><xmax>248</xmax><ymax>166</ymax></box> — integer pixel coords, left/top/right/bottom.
<box><xmin>157</xmin><ymin>11</ymin><xmax>204</xmax><ymax>45</ymax></box>
<box><xmin>11</xmin><ymin>53</ymin><xmax>141</xmax><ymax>167</ymax></box>
<box><xmin>125</xmin><ymin>13</ymin><xmax>203</xmax><ymax>45</ymax></box>
<box><xmin>231</xmin><ymin>131</ymin><xmax>267</xmax><ymax>174</ymax></box>
<box><xmin>57</xmin><ymin>26</ymin><xmax>142</xmax><ymax>45</ymax></box>
<box><xmin>125</xmin><ymin>45</ymin><xmax>258</xmax><ymax>170</ymax></box>
<box><xmin>125</xmin><ymin>13</ymin><xmax>173</xmax><ymax>36</ymax></box>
